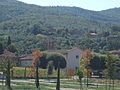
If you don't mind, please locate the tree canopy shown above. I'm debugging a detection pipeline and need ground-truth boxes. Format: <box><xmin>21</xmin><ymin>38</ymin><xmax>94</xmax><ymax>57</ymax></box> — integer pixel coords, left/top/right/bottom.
<box><xmin>39</xmin><ymin>52</ymin><xmax>66</xmax><ymax>70</ymax></box>
<box><xmin>0</xmin><ymin>0</ymin><xmax>120</xmax><ymax>53</ymax></box>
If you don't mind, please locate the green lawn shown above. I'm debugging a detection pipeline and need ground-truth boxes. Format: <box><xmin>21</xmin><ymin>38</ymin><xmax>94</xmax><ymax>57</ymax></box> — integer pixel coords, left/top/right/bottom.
<box><xmin>0</xmin><ymin>78</ymin><xmax>120</xmax><ymax>90</ymax></box>
<box><xmin>12</xmin><ymin>67</ymin><xmax>66</xmax><ymax>78</ymax></box>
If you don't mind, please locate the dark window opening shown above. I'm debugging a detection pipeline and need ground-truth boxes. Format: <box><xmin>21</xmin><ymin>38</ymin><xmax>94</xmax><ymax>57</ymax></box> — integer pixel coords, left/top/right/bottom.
<box><xmin>76</xmin><ymin>55</ymin><xmax>79</xmax><ymax>59</ymax></box>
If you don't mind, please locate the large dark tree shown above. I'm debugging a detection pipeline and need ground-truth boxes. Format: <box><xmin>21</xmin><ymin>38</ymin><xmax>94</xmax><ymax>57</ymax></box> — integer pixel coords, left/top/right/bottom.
<box><xmin>89</xmin><ymin>55</ymin><xmax>106</xmax><ymax>70</ymax></box>
<box><xmin>39</xmin><ymin>52</ymin><xmax>48</xmax><ymax>69</ymax></box>
<box><xmin>46</xmin><ymin>52</ymin><xmax>66</xmax><ymax>70</ymax></box>
<box><xmin>46</xmin><ymin>52</ymin><xmax>66</xmax><ymax>90</ymax></box>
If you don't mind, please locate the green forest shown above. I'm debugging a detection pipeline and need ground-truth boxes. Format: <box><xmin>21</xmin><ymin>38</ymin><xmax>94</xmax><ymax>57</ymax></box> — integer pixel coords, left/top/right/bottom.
<box><xmin>0</xmin><ymin>0</ymin><xmax>120</xmax><ymax>53</ymax></box>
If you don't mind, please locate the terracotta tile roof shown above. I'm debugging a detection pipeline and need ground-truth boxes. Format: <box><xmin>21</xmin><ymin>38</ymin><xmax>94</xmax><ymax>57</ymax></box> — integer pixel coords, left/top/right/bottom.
<box><xmin>47</xmin><ymin>48</ymin><xmax>81</xmax><ymax>54</ymax></box>
<box><xmin>20</xmin><ymin>54</ymin><xmax>32</xmax><ymax>60</ymax></box>
<box><xmin>109</xmin><ymin>50</ymin><xmax>120</xmax><ymax>54</ymax></box>
<box><xmin>0</xmin><ymin>49</ymin><xmax>18</xmax><ymax>58</ymax></box>
<box><xmin>90</xmin><ymin>33</ymin><xmax>98</xmax><ymax>36</ymax></box>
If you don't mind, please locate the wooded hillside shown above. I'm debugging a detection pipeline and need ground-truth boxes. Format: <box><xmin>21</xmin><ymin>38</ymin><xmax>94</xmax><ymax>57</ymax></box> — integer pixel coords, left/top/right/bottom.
<box><xmin>0</xmin><ymin>0</ymin><xmax>120</xmax><ymax>53</ymax></box>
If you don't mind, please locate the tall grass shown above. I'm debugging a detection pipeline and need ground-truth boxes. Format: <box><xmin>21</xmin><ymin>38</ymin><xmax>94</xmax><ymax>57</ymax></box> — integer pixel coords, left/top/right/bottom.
<box><xmin>12</xmin><ymin>67</ymin><xmax>66</xmax><ymax>78</ymax></box>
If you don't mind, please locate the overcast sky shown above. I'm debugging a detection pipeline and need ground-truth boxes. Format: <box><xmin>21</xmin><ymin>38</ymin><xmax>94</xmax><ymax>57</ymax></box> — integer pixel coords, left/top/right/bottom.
<box><xmin>18</xmin><ymin>0</ymin><xmax>120</xmax><ymax>11</ymax></box>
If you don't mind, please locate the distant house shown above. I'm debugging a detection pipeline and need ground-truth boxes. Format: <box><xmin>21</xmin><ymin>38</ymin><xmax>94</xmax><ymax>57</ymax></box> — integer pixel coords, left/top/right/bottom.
<box><xmin>0</xmin><ymin>50</ymin><xmax>19</xmax><ymax>66</ymax></box>
<box><xmin>89</xmin><ymin>33</ymin><xmax>98</xmax><ymax>38</ymax></box>
<box><xmin>19</xmin><ymin>54</ymin><xmax>33</xmax><ymax>67</ymax></box>
<box><xmin>0</xmin><ymin>49</ymin><xmax>18</xmax><ymax>58</ymax></box>
<box><xmin>109</xmin><ymin>50</ymin><xmax>120</xmax><ymax>56</ymax></box>
<box><xmin>0</xmin><ymin>50</ymin><xmax>33</xmax><ymax>67</ymax></box>
<box><xmin>18</xmin><ymin>48</ymin><xmax>82</xmax><ymax>75</ymax></box>
<box><xmin>47</xmin><ymin>48</ymin><xmax>83</xmax><ymax>75</ymax></box>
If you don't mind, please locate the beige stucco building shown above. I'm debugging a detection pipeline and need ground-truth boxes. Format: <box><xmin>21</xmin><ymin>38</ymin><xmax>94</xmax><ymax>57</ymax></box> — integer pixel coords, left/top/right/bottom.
<box><xmin>48</xmin><ymin>48</ymin><xmax>83</xmax><ymax>75</ymax></box>
<box><xmin>18</xmin><ymin>48</ymin><xmax>82</xmax><ymax>75</ymax></box>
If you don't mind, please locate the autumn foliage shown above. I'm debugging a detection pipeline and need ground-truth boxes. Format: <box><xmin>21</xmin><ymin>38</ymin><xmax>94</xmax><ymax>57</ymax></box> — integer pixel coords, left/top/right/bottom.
<box><xmin>67</xmin><ymin>68</ymin><xmax>74</xmax><ymax>76</ymax></box>
<box><xmin>29</xmin><ymin>49</ymin><xmax>43</xmax><ymax>77</ymax></box>
<box><xmin>81</xmin><ymin>49</ymin><xmax>94</xmax><ymax>77</ymax></box>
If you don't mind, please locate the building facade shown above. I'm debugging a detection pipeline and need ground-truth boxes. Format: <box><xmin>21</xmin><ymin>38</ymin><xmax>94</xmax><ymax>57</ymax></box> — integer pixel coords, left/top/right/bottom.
<box><xmin>47</xmin><ymin>48</ymin><xmax>83</xmax><ymax>75</ymax></box>
<box><xmin>16</xmin><ymin>48</ymin><xmax>83</xmax><ymax>75</ymax></box>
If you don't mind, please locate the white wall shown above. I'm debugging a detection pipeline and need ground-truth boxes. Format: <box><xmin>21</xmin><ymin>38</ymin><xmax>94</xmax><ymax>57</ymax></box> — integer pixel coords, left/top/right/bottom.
<box><xmin>66</xmin><ymin>49</ymin><xmax>82</xmax><ymax>70</ymax></box>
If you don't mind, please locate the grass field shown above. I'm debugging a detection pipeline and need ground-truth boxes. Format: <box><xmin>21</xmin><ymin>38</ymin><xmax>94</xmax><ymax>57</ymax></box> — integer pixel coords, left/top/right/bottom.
<box><xmin>0</xmin><ymin>67</ymin><xmax>120</xmax><ymax>90</ymax></box>
<box><xmin>12</xmin><ymin>67</ymin><xmax>66</xmax><ymax>78</ymax></box>
<box><xmin>0</xmin><ymin>78</ymin><xmax>120</xmax><ymax>90</ymax></box>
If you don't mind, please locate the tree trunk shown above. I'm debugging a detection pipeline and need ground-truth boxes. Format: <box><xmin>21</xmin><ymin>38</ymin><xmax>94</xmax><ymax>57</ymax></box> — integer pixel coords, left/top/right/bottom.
<box><xmin>56</xmin><ymin>61</ymin><xmax>60</xmax><ymax>90</ymax></box>
<box><xmin>6</xmin><ymin>60</ymin><xmax>11</xmax><ymax>89</ymax></box>
<box><xmin>86</xmin><ymin>69</ymin><xmax>88</xmax><ymax>87</ymax></box>
<box><xmin>106</xmin><ymin>78</ymin><xmax>108</xmax><ymax>90</ymax></box>
<box><xmin>11</xmin><ymin>69</ymin><xmax>13</xmax><ymax>79</ymax></box>
<box><xmin>80</xmin><ymin>79</ymin><xmax>82</xmax><ymax>90</ymax></box>
<box><xmin>24</xmin><ymin>67</ymin><xmax>26</xmax><ymax>79</ymax></box>
<box><xmin>97</xmin><ymin>79</ymin><xmax>98</xmax><ymax>88</ymax></box>
<box><xmin>35</xmin><ymin>66</ymin><xmax>39</xmax><ymax>89</ymax></box>
<box><xmin>109</xmin><ymin>79</ymin><xmax>111</xmax><ymax>90</ymax></box>
<box><xmin>84</xmin><ymin>78</ymin><xmax>86</xmax><ymax>87</ymax></box>
<box><xmin>112</xmin><ymin>79</ymin><xmax>114</xmax><ymax>90</ymax></box>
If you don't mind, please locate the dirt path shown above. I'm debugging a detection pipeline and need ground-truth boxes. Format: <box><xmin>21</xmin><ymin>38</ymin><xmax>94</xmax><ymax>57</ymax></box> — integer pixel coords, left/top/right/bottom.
<box><xmin>60</xmin><ymin>88</ymin><xmax>79</xmax><ymax>90</ymax></box>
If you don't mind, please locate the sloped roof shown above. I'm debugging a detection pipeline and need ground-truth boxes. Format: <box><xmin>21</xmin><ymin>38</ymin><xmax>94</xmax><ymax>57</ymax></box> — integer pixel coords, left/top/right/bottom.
<box><xmin>47</xmin><ymin>48</ymin><xmax>81</xmax><ymax>54</ymax></box>
<box><xmin>20</xmin><ymin>54</ymin><xmax>32</xmax><ymax>60</ymax></box>
<box><xmin>109</xmin><ymin>50</ymin><xmax>120</xmax><ymax>54</ymax></box>
<box><xmin>0</xmin><ymin>49</ymin><xmax>18</xmax><ymax>58</ymax></box>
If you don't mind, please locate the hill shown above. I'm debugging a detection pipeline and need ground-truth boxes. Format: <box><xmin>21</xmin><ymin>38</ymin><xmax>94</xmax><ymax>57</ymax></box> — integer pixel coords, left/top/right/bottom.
<box><xmin>0</xmin><ymin>0</ymin><xmax>120</xmax><ymax>53</ymax></box>
<box><xmin>100</xmin><ymin>7</ymin><xmax>120</xmax><ymax>20</ymax></box>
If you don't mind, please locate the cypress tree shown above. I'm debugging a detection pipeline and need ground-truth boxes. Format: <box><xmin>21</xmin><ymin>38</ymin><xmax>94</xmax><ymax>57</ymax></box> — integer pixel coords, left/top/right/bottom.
<box><xmin>35</xmin><ymin>65</ymin><xmax>39</xmax><ymax>89</ymax></box>
<box><xmin>7</xmin><ymin>36</ymin><xmax>11</xmax><ymax>46</ymax></box>
<box><xmin>56</xmin><ymin>61</ymin><xmax>60</xmax><ymax>90</ymax></box>
<box><xmin>0</xmin><ymin>42</ymin><xmax>4</xmax><ymax>54</ymax></box>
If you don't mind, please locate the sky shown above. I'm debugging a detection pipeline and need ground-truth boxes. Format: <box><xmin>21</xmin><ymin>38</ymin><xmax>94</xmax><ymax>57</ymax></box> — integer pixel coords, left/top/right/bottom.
<box><xmin>18</xmin><ymin>0</ymin><xmax>120</xmax><ymax>11</ymax></box>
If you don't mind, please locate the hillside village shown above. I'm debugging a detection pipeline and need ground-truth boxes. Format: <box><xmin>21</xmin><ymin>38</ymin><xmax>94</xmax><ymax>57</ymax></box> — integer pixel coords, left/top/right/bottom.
<box><xmin>0</xmin><ymin>36</ymin><xmax>120</xmax><ymax>90</ymax></box>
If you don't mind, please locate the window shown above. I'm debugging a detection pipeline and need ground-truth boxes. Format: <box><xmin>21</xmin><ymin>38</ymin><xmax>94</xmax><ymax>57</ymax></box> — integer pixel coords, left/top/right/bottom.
<box><xmin>76</xmin><ymin>55</ymin><xmax>79</xmax><ymax>59</ymax></box>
